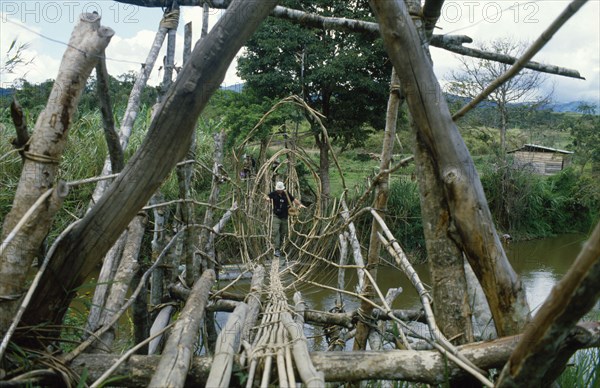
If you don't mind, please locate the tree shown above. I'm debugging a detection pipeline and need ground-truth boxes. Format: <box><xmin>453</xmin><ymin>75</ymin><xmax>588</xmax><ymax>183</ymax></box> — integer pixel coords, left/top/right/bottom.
<box><xmin>570</xmin><ymin>102</ymin><xmax>600</xmax><ymax>174</ymax></box>
<box><xmin>237</xmin><ymin>0</ymin><xmax>391</xmax><ymax>197</ymax></box>
<box><xmin>446</xmin><ymin>38</ymin><xmax>550</xmax><ymax>152</ymax></box>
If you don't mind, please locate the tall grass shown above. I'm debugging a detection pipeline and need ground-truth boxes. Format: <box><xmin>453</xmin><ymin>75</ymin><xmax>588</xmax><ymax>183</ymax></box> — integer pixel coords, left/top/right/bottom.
<box><xmin>480</xmin><ymin>157</ymin><xmax>598</xmax><ymax>239</ymax></box>
<box><xmin>558</xmin><ymin>348</ymin><xmax>600</xmax><ymax>388</ymax></box>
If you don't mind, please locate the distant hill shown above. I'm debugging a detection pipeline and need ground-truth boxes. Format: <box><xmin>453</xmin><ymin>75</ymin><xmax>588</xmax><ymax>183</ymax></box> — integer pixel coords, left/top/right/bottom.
<box><xmin>446</xmin><ymin>92</ymin><xmax>599</xmax><ymax>115</ymax></box>
<box><xmin>220</xmin><ymin>83</ymin><xmax>244</xmax><ymax>93</ymax></box>
<box><xmin>541</xmin><ymin>100</ymin><xmax>600</xmax><ymax>114</ymax></box>
<box><xmin>0</xmin><ymin>87</ymin><xmax>13</xmax><ymax>97</ymax></box>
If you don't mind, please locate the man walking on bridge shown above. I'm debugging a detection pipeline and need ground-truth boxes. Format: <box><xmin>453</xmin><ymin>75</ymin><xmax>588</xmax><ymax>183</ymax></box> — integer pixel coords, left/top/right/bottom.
<box><xmin>265</xmin><ymin>181</ymin><xmax>305</xmax><ymax>256</ymax></box>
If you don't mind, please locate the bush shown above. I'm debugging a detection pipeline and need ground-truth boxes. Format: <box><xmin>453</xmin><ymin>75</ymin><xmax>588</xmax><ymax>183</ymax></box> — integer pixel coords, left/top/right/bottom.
<box><xmin>386</xmin><ymin>179</ymin><xmax>425</xmax><ymax>260</ymax></box>
<box><xmin>480</xmin><ymin>158</ymin><xmax>598</xmax><ymax>239</ymax></box>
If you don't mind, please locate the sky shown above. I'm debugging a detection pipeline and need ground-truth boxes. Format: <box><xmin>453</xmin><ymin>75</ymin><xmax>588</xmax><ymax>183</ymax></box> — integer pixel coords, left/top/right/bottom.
<box><xmin>0</xmin><ymin>0</ymin><xmax>598</xmax><ymax>104</ymax></box>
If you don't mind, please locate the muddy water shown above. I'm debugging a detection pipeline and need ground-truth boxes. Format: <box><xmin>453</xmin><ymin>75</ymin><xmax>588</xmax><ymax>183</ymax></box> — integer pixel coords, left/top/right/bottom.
<box><xmin>276</xmin><ymin>233</ymin><xmax>596</xmax><ymax>321</ymax></box>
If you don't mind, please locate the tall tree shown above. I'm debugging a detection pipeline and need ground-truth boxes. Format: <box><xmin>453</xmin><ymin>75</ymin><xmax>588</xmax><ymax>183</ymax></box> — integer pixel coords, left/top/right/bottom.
<box><xmin>237</xmin><ymin>0</ymin><xmax>391</xmax><ymax>197</ymax></box>
<box><xmin>446</xmin><ymin>38</ymin><xmax>550</xmax><ymax>152</ymax></box>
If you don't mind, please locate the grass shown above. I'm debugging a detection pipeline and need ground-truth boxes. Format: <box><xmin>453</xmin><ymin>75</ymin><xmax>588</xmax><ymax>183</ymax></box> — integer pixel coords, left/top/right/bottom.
<box><xmin>558</xmin><ymin>348</ymin><xmax>600</xmax><ymax>388</ymax></box>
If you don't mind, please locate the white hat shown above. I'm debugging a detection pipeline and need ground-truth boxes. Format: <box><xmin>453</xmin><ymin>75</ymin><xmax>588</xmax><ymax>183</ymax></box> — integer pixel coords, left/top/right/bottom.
<box><xmin>275</xmin><ymin>181</ymin><xmax>285</xmax><ymax>191</ymax></box>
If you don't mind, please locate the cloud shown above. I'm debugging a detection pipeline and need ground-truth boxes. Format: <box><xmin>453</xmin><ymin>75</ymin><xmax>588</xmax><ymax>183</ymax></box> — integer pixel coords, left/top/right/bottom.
<box><xmin>432</xmin><ymin>0</ymin><xmax>599</xmax><ymax>103</ymax></box>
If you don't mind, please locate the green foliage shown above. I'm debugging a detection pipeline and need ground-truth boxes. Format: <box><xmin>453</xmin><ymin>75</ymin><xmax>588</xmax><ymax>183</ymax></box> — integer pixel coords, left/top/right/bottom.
<box><xmin>558</xmin><ymin>348</ymin><xmax>600</xmax><ymax>388</ymax></box>
<box><xmin>237</xmin><ymin>0</ymin><xmax>392</xmax><ymax>148</ymax></box>
<box><xmin>568</xmin><ymin>103</ymin><xmax>600</xmax><ymax>173</ymax></box>
<box><xmin>386</xmin><ymin>179</ymin><xmax>425</xmax><ymax>260</ymax></box>
<box><xmin>480</xmin><ymin>158</ymin><xmax>598</xmax><ymax>239</ymax></box>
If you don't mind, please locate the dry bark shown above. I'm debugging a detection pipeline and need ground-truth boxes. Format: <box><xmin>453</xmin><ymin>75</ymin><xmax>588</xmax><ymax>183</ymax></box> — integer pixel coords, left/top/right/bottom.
<box><xmin>0</xmin><ymin>13</ymin><xmax>114</xmax><ymax>335</ymax></box>
<box><xmin>95</xmin><ymin>54</ymin><xmax>124</xmax><ymax>173</ymax></box>
<box><xmin>18</xmin><ymin>0</ymin><xmax>279</xmax><ymax>335</ymax></box>
<box><xmin>148</xmin><ymin>269</ymin><xmax>215</xmax><ymax>387</ymax></box>
<box><xmin>70</xmin><ymin>322</ymin><xmax>600</xmax><ymax>386</ymax></box>
<box><xmin>496</xmin><ymin>221</ymin><xmax>600</xmax><ymax>387</ymax></box>
<box><xmin>405</xmin><ymin>0</ymin><xmax>474</xmax><ymax>345</ymax></box>
<box><xmin>369</xmin><ymin>0</ymin><xmax>530</xmax><ymax>336</ymax></box>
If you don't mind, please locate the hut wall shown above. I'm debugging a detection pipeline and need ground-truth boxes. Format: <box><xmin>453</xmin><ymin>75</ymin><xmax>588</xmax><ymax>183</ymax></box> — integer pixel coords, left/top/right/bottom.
<box><xmin>512</xmin><ymin>151</ymin><xmax>567</xmax><ymax>175</ymax></box>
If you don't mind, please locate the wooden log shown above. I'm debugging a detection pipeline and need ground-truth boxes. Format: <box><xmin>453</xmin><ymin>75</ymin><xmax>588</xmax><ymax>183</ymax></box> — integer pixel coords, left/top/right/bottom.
<box><xmin>148</xmin><ymin>269</ymin><xmax>215</xmax><ymax>387</ymax></box>
<box><xmin>242</xmin><ymin>265</ymin><xmax>265</xmax><ymax>343</ymax></box>
<box><xmin>206</xmin><ymin>303</ymin><xmax>248</xmax><ymax>387</ymax></box>
<box><xmin>406</xmin><ymin>0</ymin><xmax>475</xmax><ymax>345</ymax></box>
<box><xmin>20</xmin><ymin>0</ymin><xmax>279</xmax><ymax>334</ymax></box>
<box><xmin>0</xmin><ymin>13</ymin><xmax>114</xmax><ymax>335</ymax></box>
<box><xmin>148</xmin><ymin>305</ymin><xmax>173</xmax><ymax>355</ymax></box>
<box><xmin>370</xmin><ymin>0</ymin><xmax>530</xmax><ymax>336</ymax></box>
<box><xmin>280</xmin><ymin>311</ymin><xmax>324</xmax><ymax>387</ymax></box>
<box><xmin>70</xmin><ymin>321</ymin><xmax>600</xmax><ymax>386</ymax></box>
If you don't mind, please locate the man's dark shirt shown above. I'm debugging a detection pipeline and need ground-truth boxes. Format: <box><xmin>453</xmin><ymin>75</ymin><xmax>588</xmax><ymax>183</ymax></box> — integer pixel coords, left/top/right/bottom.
<box><xmin>268</xmin><ymin>190</ymin><xmax>295</xmax><ymax>219</ymax></box>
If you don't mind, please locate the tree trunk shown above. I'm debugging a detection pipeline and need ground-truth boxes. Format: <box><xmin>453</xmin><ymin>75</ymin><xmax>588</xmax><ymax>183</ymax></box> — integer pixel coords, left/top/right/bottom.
<box><xmin>19</xmin><ymin>0</ymin><xmax>279</xmax><ymax>336</ymax></box>
<box><xmin>89</xmin><ymin>214</ymin><xmax>146</xmax><ymax>353</ymax></box>
<box><xmin>403</xmin><ymin>0</ymin><xmax>474</xmax><ymax>346</ymax></box>
<box><xmin>242</xmin><ymin>265</ymin><xmax>265</xmax><ymax>343</ymax></box>
<box><xmin>0</xmin><ymin>13</ymin><xmax>114</xmax><ymax>335</ymax></box>
<box><xmin>90</xmin><ymin>16</ymin><xmax>169</xmax><ymax>205</ymax></box>
<box><xmin>354</xmin><ymin>68</ymin><xmax>400</xmax><ymax>350</ymax></box>
<box><xmin>414</xmin><ymin>131</ymin><xmax>475</xmax><ymax>345</ymax></box>
<box><xmin>370</xmin><ymin>0</ymin><xmax>530</xmax><ymax>336</ymax></box>
<box><xmin>315</xmin><ymin>131</ymin><xmax>331</xmax><ymax>200</ymax></box>
<box><xmin>148</xmin><ymin>269</ymin><xmax>215</xmax><ymax>387</ymax></box>
<box><xmin>85</xmin><ymin>232</ymin><xmax>127</xmax><ymax>335</ymax></box>
<box><xmin>196</xmin><ymin>130</ymin><xmax>226</xmax><ymax>278</ymax></box>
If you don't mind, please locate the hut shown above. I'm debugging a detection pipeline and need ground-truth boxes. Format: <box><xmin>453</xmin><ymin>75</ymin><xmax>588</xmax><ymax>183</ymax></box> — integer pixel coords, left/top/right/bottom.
<box><xmin>507</xmin><ymin>144</ymin><xmax>573</xmax><ymax>175</ymax></box>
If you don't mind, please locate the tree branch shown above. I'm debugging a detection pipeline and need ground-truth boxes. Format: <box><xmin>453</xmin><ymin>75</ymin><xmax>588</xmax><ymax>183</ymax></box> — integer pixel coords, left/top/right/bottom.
<box><xmin>114</xmin><ymin>0</ymin><xmax>583</xmax><ymax>80</ymax></box>
<box><xmin>452</xmin><ymin>0</ymin><xmax>587</xmax><ymax>121</ymax></box>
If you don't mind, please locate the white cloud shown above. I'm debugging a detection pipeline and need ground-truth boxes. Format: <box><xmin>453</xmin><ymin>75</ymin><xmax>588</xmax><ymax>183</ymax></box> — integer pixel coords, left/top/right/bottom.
<box><xmin>2</xmin><ymin>1</ymin><xmax>597</xmax><ymax>103</ymax></box>
<box><xmin>433</xmin><ymin>0</ymin><xmax>599</xmax><ymax>103</ymax></box>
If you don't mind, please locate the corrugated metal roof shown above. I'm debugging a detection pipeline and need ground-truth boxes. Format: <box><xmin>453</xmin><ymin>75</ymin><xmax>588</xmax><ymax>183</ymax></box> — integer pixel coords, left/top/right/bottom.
<box><xmin>507</xmin><ymin>143</ymin><xmax>574</xmax><ymax>154</ymax></box>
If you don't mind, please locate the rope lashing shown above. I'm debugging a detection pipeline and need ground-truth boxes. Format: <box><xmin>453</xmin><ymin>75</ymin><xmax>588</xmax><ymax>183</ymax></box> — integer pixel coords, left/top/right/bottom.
<box><xmin>160</xmin><ymin>9</ymin><xmax>180</xmax><ymax>30</ymax></box>
<box><xmin>23</xmin><ymin>151</ymin><xmax>61</xmax><ymax>164</ymax></box>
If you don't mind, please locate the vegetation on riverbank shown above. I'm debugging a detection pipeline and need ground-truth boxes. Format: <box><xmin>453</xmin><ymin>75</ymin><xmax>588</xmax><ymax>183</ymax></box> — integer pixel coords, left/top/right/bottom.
<box><xmin>1</xmin><ymin>80</ymin><xmax>598</xmax><ymax>258</ymax></box>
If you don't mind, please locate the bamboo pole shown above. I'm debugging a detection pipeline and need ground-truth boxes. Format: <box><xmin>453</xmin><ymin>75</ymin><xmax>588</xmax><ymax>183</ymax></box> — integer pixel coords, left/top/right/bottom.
<box><xmin>206</xmin><ymin>303</ymin><xmax>248</xmax><ymax>387</ymax></box>
<box><xmin>148</xmin><ymin>269</ymin><xmax>215</xmax><ymax>387</ymax></box>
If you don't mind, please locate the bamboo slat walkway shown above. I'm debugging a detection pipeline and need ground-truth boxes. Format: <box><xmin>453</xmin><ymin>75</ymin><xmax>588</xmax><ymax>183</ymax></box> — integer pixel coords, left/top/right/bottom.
<box><xmin>233</xmin><ymin>258</ymin><xmax>324</xmax><ymax>387</ymax></box>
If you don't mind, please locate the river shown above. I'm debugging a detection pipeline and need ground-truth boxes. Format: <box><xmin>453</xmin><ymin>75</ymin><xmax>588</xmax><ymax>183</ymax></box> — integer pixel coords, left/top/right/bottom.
<box><xmin>274</xmin><ymin>232</ymin><xmax>596</xmax><ymax>350</ymax></box>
